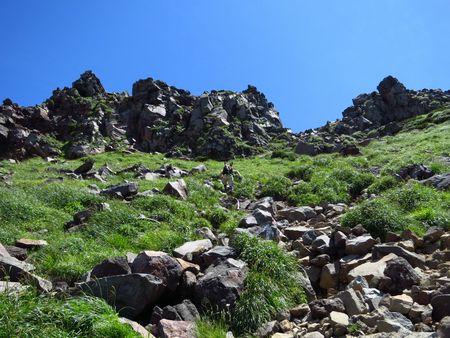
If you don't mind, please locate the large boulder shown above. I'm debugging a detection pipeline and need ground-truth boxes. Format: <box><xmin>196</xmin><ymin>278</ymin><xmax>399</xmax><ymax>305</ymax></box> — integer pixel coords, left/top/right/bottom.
<box><xmin>372</xmin><ymin>244</ymin><xmax>425</xmax><ymax>268</ymax></box>
<box><xmin>131</xmin><ymin>251</ymin><xmax>183</xmax><ymax>292</ymax></box>
<box><xmin>421</xmin><ymin>172</ymin><xmax>450</xmax><ymax>190</ymax></box>
<box><xmin>278</xmin><ymin>207</ymin><xmax>316</xmax><ymax>223</ymax></box>
<box><xmin>345</xmin><ymin>235</ymin><xmax>377</xmax><ymax>255</ymax></box>
<box><xmin>76</xmin><ymin>273</ymin><xmax>164</xmax><ymax>319</ymax></box>
<box><xmin>380</xmin><ymin>257</ymin><xmax>420</xmax><ymax>295</ymax></box>
<box><xmin>194</xmin><ymin>258</ymin><xmax>247</xmax><ymax>310</ymax></box>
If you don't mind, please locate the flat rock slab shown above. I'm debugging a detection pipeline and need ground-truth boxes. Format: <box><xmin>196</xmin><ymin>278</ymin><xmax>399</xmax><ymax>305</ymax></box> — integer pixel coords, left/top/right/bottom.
<box><xmin>15</xmin><ymin>238</ymin><xmax>48</xmax><ymax>249</ymax></box>
<box><xmin>372</xmin><ymin>244</ymin><xmax>425</xmax><ymax>268</ymax></box>
<box><xmin>347</xmin><ymin>253</ymin><xmax>398</xmax><ymax>283</ymax></box>
<box><xmin>284</xmin><ymin>226</ymin><xmax>311</xmax><ymax>240</ymax></box>
<box><xmin>173</xmin><ymin>239</ymin><xmax>212</xmax><ymax>262</ymax></box>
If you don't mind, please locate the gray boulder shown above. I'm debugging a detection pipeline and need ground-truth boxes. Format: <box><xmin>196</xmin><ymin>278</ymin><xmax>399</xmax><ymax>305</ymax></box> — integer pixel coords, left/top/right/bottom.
<box><xmin>131</xmin><ymin>251</ymin><xmax>182</xmax><ymax>292</ymax></box>
<box><xmin>77</xmin><ymin>273</ymin><xmax>164</xmax><ymax>319</ymax></box>
<box><xmin>278</xmin><ymin>206</ymin><xmax>316</xmax><ymax>223</ymax></box>
<box><xmin>380</xmin><ymin>257</ymin><xmax>420</xmax><ymax>295</ymax></box>
<box><xmin>194</xmin><ymin>258</ymin><xmax>247</xmax><ymax>310</ymax></box>
<box><xmin>101</xmin><ymin>182</ymin><xmax>138</xmax><ymax>199</ymax></box>
<box><xmin>163</xmin><ymin>179</ymin><xmax>188</xmax><ymax>200</ymax></box>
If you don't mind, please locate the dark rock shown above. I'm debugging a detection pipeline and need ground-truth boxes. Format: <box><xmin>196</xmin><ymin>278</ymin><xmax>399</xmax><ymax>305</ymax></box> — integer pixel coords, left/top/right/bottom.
<box><xmin>431</xmin><ymin>294</ymin><xmax>450</xmax><ymax>321</ymax></box>
<box><xmin>397</xmin><ymin>164</ymin><xmax>434</xmax><ymax>181</ymax></box>
<box><xmin>372</xmin><ymin>244</ymin><xmax>426</xmax><ymax>268</ymax></box>
<box><xmin>423</xmin><ymin>226</ymin><xmax>444</xmax><ymax>243</ymax></box>
<box><xmin>5</xmin><ymin>246</ymin><xmax>27</xmax><ymax>261</ymax></box>
<box><xmin>73</xmin><ymin>159</ymin><xmax>95</xmax><ymax>175</ymax></box>
<box><xmin>200</xmin><ymin>246</ymin><xmax>236</xmax><ymax>267</ymax></box>
<box><xmin>340</xmin><ymin>144</ymin><xmax>360</xmax><ymax>156</ymax></box>
<box><xmin>131</xmin><ymin>251</ymin><xmax>182</xmax><ymax>292</ymax></box>
<box><xmin>421</xmin><ymin>172</ymin><xmax>450</xmax><ymax>190</ymax></box>
<box><xmin>101</xmin><ymin>182</ymin><xmax>138</xmax><ymax>199</ymax></box>
<box><xmin>173</xmin><ymin>299</ymin><xmax>200</xmax><ymax>321</ymax></box>
<box><xmin>76</xmin><ymin>273</ymin><xmax>164</xmax><ymax>319</ymax></box>
<box><xmin>72</xmin><ymin>70</ymin><xmax>106</xmax><ymax>97</ymax></box>
<box><xmin>278</xmin><ymin>206</ymin><xmax>316</xmax><ymax>223</ymax></box>
<box><xmin>194</xmin><ymin>258</ymin><xmax>247</xmax><ymax>311</ymax></box>
<box><xmin>162</xmin><ymin>179</ymin><xmax>188</xmax><ymax>200</ymax></box>
<box><xmin>311</xmin><ymin>235</ymin><xmax>331</xmax><ymax>254</ymax></box>
<box><xmin>380</xmin><ymin>257</ymin><xmax>420</xmax><ymax>295</ymax></box>
<box><xmin>90</xmin><ymin>256</ymin><xmax>131</xmax><ymax>279</ymax></box>
<box><xmin>309</xmin><ymin>298</ymin><xmax>345</xmax><ymax>319</ymax></box>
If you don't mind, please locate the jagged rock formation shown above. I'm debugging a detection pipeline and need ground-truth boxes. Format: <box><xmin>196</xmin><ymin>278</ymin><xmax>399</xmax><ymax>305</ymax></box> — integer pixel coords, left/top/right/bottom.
<box><xmin>296</xmin><ymin>76</ymin><xmax>450</xmax><ymax>156</ymax></box>
<box><xmin>0</xmin><ymin>71</ymin><xmax>127</xmax><ymax>159</ymax></box>
<box><xmin>1</xmin><ymin>71</ymin><xmax>286</xmax><ymax>160</ymax></box>
<box><xmin>121</xmin><ymin>78</ymin><xmax>285</xmax><ymax>159</ymax></box>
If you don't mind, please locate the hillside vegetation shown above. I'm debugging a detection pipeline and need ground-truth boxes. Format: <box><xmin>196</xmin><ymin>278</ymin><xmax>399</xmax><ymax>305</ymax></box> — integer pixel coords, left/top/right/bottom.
<box><xmin>0</xmin><ymin>106</ymin><xmax>449</xmax><ymax>336</ymax></box>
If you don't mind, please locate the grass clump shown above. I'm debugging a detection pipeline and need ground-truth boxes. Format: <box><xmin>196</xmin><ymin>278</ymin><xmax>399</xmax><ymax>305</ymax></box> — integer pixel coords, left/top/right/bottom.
<box><xmin>341</xmin><ymin>199</ymin><xmax>411</xmax><ymax>239</ymax></box>
<box><xmin>260</xmin><ymin>175</ymin><xmax>292</xmax><ymax>200</ymax></box>
<box><xmin>0</xmin><ymin>289</ymin><xmax>139</xmax><ymax>338</ymax></box>
<box><xmin>230</xmin><ymin>234</ymin><xmax>305</xmax><ymax>335</ymax></box>
<box><xmin>342</xmin><ymin>183</ymin><xmax>450</xmax><ymax>238</ymax></box>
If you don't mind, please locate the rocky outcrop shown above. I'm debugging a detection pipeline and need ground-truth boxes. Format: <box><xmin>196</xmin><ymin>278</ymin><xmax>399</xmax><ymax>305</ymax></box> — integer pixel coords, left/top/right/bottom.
<box><xmin>1</xmin><ymin>71</ymin><xmax>289</xmax><ymax>161</ymax></box>
<box><xmin>121</xmin><ymin>79</ymin><xmax>286</xmax><ymax>159</ymax></box>
<box><xmin>296</xmin><ymin>76</ymin><xmax>450</xmax><ymax>156</ymax></box>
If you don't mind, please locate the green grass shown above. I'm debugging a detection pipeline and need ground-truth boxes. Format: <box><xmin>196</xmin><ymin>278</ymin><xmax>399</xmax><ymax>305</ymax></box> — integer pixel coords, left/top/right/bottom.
<box><xmin>231</xmin><ymin>234</ymin><xmax>306</xmax><ymax>335</ymax></box>
<box><xmin>0</xmin><ymin>110</ymin><xmax>449</xmax><ymax>336</ymax></box>
<box><xmin>0</xmin><ymin>289</ymin><xmax>139</xmax><ymax>338</ymax></box>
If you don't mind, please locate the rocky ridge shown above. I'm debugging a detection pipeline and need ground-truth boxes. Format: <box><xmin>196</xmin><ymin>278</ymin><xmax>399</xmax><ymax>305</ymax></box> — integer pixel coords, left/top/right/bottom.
<box><xmin>1</xmin><ymin>71</ymin><xmax>286</xmax><ymax>160</ymax></box>
<box><xmin>295</xmin><ymin>76</ymin><xmax>450</xmax><ymax>156</ymax></box>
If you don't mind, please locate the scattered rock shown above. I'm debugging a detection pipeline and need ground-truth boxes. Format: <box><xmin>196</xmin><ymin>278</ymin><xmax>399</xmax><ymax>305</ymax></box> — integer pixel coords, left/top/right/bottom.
<box><xmin>15</xmin><ymin>238</ymin><xmax>48</xmax><ymax>249</ymax></box>
<box><xmin>101</xmin><ymin>182</ymin><xmax>138</xmax><ymax>199</ymax></box>
<box><xmin>345</xmin><ymin>235</ymin><xmax>377</xmax><ymax>255</ymax></box>
<box><xmin>163</xmin><ymin>179</ymin><xmax>188</xmax><ymax>200</ymax></box>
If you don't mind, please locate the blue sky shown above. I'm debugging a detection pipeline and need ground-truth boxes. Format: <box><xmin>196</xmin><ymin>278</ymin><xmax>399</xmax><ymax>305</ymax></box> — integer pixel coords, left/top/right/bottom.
<box><xmin>1</xmin><ymin>1</ymin><xmax>449</xmax><ymax>131</ymax></box>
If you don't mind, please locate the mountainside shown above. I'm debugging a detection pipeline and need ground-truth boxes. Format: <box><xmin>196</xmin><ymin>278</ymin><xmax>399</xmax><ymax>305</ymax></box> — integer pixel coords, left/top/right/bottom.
<box><xmin>1</xmin><ymin>71</ymin><xmax>287</xmax><ymax>161</ymax></box>
<box><xmin>1</xmin><ymin>74</ymin><xmax>450</xmax><ymax>337</ymax></box>
<box><xmin>296</xmin><ymin>76</ymin><xmax>450</xmax><ymax>156</ymax></box>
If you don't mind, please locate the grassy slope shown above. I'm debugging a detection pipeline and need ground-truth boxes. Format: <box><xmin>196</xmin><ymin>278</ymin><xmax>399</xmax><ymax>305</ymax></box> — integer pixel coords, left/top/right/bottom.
<box><xmin>0</xmin><ymin>109</ymin><xmax>449</xmax><ymax>336</ymax></box>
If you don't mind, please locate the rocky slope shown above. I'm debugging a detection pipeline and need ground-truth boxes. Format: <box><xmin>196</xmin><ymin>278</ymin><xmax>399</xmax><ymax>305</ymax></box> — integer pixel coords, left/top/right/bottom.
<box><xmin>1</xmin><ymin>71</ymin><xmax>287</xmax><ymax>160</ymax></box>
<box><xmin>295</xmin><ymin>76</ymin><xmax>450</xmax><ymax>156</ymax></box>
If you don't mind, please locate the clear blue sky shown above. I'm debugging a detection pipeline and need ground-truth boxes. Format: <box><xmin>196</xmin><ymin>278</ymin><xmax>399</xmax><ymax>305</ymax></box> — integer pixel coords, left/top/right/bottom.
<box><xmin>1</xmin><ymin>1</ymin><xmax>449</xmax><ymax>131</ymax></box>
